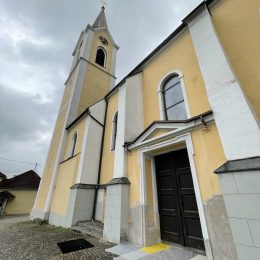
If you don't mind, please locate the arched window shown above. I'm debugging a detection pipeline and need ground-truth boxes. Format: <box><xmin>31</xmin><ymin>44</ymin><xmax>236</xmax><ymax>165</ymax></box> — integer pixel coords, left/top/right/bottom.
<box><xmin>162</xmin><ymin>74</ymin><xmax>187</xmax><ymax>120</ymax></box>
<box><xmin>95</xmin><ymin>47</ymin><xmax>106</xmax><ymax>67</ymax></box>
<box><xmin>110</xmin><ymin>112</ymin><xmax>118</xmax><ymax>151</ymax></box>
<box><xmin>76</xmin><ymin>40</ymin><xmax>83</xmax><ymax>61</ymax></box>
<box><xmin>69</xmin><ymin>132</ymin><xmax>77</xmax><ymax>157</ymax></box>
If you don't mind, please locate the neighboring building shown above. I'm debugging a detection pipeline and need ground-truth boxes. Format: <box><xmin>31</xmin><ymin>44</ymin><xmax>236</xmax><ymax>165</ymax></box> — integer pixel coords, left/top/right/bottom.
<box><xmin>30</xmin><ymin>0</ymin><xmax>260</xmax><ymax>259</ymax></box>
<box><xmin>0</xmin><ymin>170</ymin><xmax>40</xmax><ymax>215</ymax></box>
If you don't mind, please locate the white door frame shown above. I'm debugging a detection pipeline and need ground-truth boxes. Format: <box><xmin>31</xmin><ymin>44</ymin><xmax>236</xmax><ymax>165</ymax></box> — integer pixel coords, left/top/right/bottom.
<box><xmin>138</xmin><ymin>132</ymin><xmax>213</xmax><ymax>259</ymax></box>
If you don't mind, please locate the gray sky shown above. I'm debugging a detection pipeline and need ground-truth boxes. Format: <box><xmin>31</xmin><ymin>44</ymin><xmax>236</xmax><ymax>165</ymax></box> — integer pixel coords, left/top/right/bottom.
<box><xmin>0</xmin><ymin>0</ymin><xmax>201</xmax><ymax>177</ymax></box>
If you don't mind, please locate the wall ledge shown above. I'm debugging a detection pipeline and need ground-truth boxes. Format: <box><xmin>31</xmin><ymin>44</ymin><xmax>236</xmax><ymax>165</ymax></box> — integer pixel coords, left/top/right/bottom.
<box><xmin>214</xmin><ymin>156</ymin><xmax>260</xmax><ymax>174</ymax></box>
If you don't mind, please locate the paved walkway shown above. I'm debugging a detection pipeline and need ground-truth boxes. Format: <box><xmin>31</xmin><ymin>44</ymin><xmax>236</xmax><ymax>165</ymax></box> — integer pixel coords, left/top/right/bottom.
<box><xmin>106</xmin><ymin>242</ymin><xmax>207</xmax><ymax>260</ymax></box>
<box><xmin>0</xmin><ymin>216</ymin><xmax>207</xmax><ymax>260</ymax></box>
<box><xmin>0</xmin><ymin>214</ymin><xmax>29</xmax><ymax>223</ymax></box>
<box><xmin>0</xmin><ymin>216</ymin><xmax>116</xmax><ymax>260</ymax></box>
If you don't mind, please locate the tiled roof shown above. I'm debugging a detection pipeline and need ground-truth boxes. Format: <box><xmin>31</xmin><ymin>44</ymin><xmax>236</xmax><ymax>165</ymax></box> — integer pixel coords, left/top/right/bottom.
<box><xmin>0</xmin><ymin>170</ymin><xmax>40</xmax><ymax>189</ymax></box>
<box><xmin>0</xmin><ymin>191</ymin><xmax>15</xmax><ymax>200</ymax></box>
<box><xmin>0</xmin><ymin>172</ymin><xmax>6</xmax><ymax>179</ymax></box>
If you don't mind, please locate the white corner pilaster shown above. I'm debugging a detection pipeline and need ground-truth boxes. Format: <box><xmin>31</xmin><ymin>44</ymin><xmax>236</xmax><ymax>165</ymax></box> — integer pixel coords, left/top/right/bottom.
<box><xmin>114</xmin><ymin>73</ymin><xmax>144</xmax><ymax>178</ymax></box>
<box><xmin>187</xmin><ymin>6</ymin><xmax>260</xmax><ymax>160</ymax></box>
<box><xmin>76</xmin><ymin>104</ymin><xmax>105</xmax><ymax>184</ymax></box>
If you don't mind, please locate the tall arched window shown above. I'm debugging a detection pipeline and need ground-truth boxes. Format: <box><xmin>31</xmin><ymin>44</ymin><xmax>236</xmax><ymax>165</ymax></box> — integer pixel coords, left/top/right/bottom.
<box><xmin>69</xmin><ymin>132</ymin><xmax>77</xmax><ymax>157</ymax></box>
<box><xmin>110</xmin><ymin>112</ymin><xmax>118</xmax><ymax>151</ymax></box>
<box><xmin>95</xmin><ymin>47</ymin><xmax>106</xmax><ymax>67</ymax></box>
<box><xmin>162</xmin><ymin>74</ymin><xmax>187</xmax><ymax>120</ymax></box>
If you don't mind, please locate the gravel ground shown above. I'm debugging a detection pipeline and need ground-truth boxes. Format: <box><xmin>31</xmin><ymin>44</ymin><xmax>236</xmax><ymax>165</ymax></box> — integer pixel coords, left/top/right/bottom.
<box><xmin>0</xmin><ymin>217</ymin><xmax>117</xmax><ymax>260</ymax></box>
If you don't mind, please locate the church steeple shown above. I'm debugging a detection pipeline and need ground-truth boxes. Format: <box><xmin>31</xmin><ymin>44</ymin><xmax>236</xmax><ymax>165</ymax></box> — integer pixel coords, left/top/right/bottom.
<box><xmin>92</xmin><ymin>6</ymin><xmax>108</xmax><ymax>28</ymax></box>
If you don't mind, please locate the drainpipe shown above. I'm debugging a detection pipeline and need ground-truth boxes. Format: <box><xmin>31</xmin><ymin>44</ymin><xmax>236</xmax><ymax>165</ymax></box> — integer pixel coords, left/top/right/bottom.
<box><xmin>92</xmin><ymin>98</ymin><xmax>108</xmax><ymax>220</ymax></box>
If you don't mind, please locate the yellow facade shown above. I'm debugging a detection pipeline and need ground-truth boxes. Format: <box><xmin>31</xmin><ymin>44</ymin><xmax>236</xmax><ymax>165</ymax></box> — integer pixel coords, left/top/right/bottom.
<box><xmin>212</xmin><ymin>0</ymin><xmax>260</xmax><ymax>120</ymax></box>
<box><xmin>63</xmin><ymin>118</ymin><xmax>86</xmax><ymax>160</ymax></box>
<box><xmin>77</xmin><ymin>64</ymin><xmax>111</xmax><ymax>115</ymax></box>
<box><xmin>35</xmin><ymin>107</ymin><xmax>68</xmax><ymax>210</ymax></box>
<box><xmin>142</xmin><ymin>30</ymin><xmax>211</xmax><ymax>127</ymax></box>
<box><xmin>30</xmin><ymin>2</ymin><xmax>260</xmax><ymax>258</ymax></box>
<box><xmin>50</xmin><ymin>118</ymin><xmax>86</xmax><ymax>215</ymax></box>
<box><xmin>100</xmin><ymin>91</ymin><xmax>119</xmax><ymax>185</ymax></box>
<box><xmin>127</xmin><ymin>150</ymin><xmax>140</xmax><ymax>208</ymax></box>
<box><xmin>60</xmin><ymin>70</ymin><xmax>77</xmax><ymax>111</ymax></box>
<box><xmin>33</xmin><ymin>21</ymin><xmax>116</xmax><ymax>214</ymax></box>
<box><xmin>2</xmin><ymin>190</ymin><xmax>37</xmax><ymax>215</ymax></box>
<box><xmin>144</xmin><ymin>129</ymin><xmax>172</xmax><ymax>141</ymax></box>
<box><xmin>126</xmin><ymin>123</ymin><xmax>225</xmax><ymax>208</ymax></box>
<box><xmin>89</xmin><ymin>30</ymin><xmax>114</xmax><ymax>73</ymax></box>
<box><xmin>77</xmin><ymin>29</ymin><xmax>115</xmax><ymax>115</ymax></box>
<box><xmin>50</xmin><ymin>155</ymin><xmax>80</xmax><ymax>215</ymax></box>
<box><xmin>191</xmin><ymin>124</ymin><xmax>224</xmax><ymax>201</ymax></box>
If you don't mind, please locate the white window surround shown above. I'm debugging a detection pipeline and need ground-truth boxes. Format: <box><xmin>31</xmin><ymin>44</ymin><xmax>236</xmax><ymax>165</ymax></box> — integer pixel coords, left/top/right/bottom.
<box><xmin>157</xmin><ymin>70</ymin><xmax>191</xmax><ymax>120</ymax></box>
<box><xmin>96</xmin><ymin>46</ymin><xmax>107</xmax><ymax>68</ymax></box>
<box><xmin>137</xmin><ymin>133</ymin><xmax>213</xmax><ymax>259</ymax></box>
<box><xmin>110</xmin><ymin>111</ymin><xmax>118</xmax><ymax>151</ymax></box>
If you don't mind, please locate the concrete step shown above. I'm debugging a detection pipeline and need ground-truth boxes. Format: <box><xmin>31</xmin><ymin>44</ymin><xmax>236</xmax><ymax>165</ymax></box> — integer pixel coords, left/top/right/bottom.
<box><xmin>72</xmin><ymin>220</ymin><xmax>104</xmax><ymax>240</ymax></box>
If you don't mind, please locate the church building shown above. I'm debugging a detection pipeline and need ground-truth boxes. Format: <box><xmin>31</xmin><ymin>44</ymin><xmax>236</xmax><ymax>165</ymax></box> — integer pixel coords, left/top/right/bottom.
<box><xmin>31</xmin><ymin>0</ymin><xmax>260</xmax><ymax>259</ymax></box>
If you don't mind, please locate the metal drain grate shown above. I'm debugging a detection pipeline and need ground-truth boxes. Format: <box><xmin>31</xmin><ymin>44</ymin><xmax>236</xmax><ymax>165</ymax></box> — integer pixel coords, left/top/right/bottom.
<box><xmin>57</xmin><ymin>238</ymin><xmax>94</xmax><ymax>254</ymax></box>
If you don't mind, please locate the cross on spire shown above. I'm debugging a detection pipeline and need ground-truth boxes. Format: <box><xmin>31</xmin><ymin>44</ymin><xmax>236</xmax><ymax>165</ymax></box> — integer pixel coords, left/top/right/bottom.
<box><xmin>101</xmin><ymin>0</ymin><xmax>107</xmax><ymax>9</ymax></box>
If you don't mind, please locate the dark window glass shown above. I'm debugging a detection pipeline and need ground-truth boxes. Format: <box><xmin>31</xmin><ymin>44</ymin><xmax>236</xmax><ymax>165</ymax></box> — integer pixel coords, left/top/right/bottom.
<box><xmin>70</xmin><ymin>133</ymin><xmax>77</xmax><ymax>157</ymax></box>
<box><xmin>163</xmin><ymin>82</ymin><xmax>183</xmax><ymax>108</ymax></box>
<box><xmin>95</xmin><ymin>48</ymin><xmax>106</xmax><ymax>67</ymax></box>
<box><xmin>111</xmin><ymin>112</ymin><xmax>118</xmax><ymax>151</ymax></box>
<box><xmin>163</xmin><ymin>75</ymin><xmax>187</xmax><ymax>120</ymax></box>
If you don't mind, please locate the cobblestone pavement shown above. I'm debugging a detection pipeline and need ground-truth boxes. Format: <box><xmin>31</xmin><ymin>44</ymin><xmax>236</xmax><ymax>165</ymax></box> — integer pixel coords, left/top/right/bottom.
<box><xmin>0</xmin><ymin>218</ymin><xmax>117</xmax><ymax>260</ymax></box>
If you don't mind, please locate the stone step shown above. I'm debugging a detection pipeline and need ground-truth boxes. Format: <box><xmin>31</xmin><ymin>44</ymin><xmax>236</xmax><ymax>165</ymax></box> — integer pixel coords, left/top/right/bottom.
<box><xmin>72</xmin><ymin>220</ymin><xmax>104</xmax><ymax>240</ymax></box>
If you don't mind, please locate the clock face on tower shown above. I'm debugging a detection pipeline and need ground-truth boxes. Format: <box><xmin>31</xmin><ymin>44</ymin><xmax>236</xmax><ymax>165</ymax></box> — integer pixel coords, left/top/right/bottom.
<box><xmin>99</xmin><ymin>36</ymin><xmax>108</xmax><ymax>46</ymax></box>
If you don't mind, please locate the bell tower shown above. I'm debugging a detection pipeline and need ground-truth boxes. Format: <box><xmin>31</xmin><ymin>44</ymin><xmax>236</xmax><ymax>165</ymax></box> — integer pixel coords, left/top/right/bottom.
<box><xmin>67</xmin><ymin>6</ymin><xmax>119</xmax><ymax>123</ymax></box>
<box><xmin>30</xmin><ymin>7</ymin><xmax>119</xmax><ymax>221</ymax></box>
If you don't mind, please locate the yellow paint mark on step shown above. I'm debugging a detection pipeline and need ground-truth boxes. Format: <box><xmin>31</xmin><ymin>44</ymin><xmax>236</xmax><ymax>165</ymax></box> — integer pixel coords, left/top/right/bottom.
<box><xmin>141</xmin><ymin>242</ymin><xmax>171</xmax><ymax>254</ymax></box>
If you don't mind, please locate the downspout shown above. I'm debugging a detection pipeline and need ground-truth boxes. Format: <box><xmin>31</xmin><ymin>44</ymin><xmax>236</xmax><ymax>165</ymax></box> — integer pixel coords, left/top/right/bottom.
<box><xmin>92</xmin><ymin>98</ymin><xmax>108</xmax><ymax>220</ymax></box>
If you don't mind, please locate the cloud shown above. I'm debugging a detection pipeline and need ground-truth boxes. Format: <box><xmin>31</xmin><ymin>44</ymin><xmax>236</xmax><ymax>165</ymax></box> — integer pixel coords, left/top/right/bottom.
<box><xmin>0</xmin><ymin>0</ymin><xmax>201</xmax><ymax>177</ymax></box>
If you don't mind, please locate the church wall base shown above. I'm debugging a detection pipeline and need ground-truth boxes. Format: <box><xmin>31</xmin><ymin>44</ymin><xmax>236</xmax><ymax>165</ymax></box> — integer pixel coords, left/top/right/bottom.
<box><xmin>204</xmin><ymin>195</ymin><xmax>238</xmax><ymax>260</ymax></box>
<box><xmin>30</xmin><ymin>207</ymin><xmax>49</xmax><ymax>221</ymax></box>
<box><xmin>66</xmin><ymin>187</ymin><xmax>95</xmax><ymax>227</ymax></box>
<box><xmin>219</xmin><ymin>169</ymin><xmax>260</xmax><ymax>260</ymax></box>
<box><xmin>49</xmin><ymin>211</ymin><xmax>69</xmax><ymax>227</ymax></box>
<box><xmin>103</xmin><ymin>182</ymin><xmax>129</xmax><ymax>244</ymax></box>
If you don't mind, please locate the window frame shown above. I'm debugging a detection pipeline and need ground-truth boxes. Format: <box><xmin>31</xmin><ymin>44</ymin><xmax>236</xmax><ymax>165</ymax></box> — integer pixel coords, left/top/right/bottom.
<box><xmin>95</xmin><ymin>46</ymin><xmax>107</xmax><ymax>68</ymax></box>
<box><xmin>157</xmin><ymin>71</ymin><xmax>191</xmax><ymax>120</ymax></box>
<box><xmin>110</xmin><ymin>111</ymin><xmax>118</xmax><ymax>151</ymax></box>
<box><xmin>162</xmin><ymin>75</ymin><xmax>186</xmax><ymax>120</ymax></box>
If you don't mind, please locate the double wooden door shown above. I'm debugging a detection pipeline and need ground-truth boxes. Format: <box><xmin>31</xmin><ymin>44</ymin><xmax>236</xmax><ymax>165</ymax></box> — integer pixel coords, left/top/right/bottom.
<box><xmin>155</xmin><ymin>149</ymin><xmax>204</xmax><ymax>251</ymax></box>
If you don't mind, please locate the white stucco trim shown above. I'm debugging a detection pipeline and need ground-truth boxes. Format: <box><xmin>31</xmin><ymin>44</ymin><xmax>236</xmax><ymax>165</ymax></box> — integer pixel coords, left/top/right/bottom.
<box><xmin>83</xmin><ymin>29</ymin><xmax>94</xmax><ymax>59</ymax></box>
<box><xmin>187</xmin><ymin>6</ymin><xmax>260</xmax><ymax>160</ymax></box>
<box><xmin>129</xmin><ymin>113</ymin><xmax>214</xmax><ymax>150</ymax></box>
<box><xmin>109</xmin><ymin>46</ymin><xmax>118</xmax><ymax>90</ymax></box>
<box><xmin>111</xmin><ymin>46</ymin><xmax>118</xmax><ymax>76</ymax></box>
<box><xmin>113</xmin><ymin>84</ymin><xmax>127</xmax><ymax>178</ymax></box>
<box><xmin>75</xmin><ymin>117</ymin><xmax>90</xmax><ymax>183</ymax></box>
<box><xmin>157</xmin><ymin>70</ymin><xmax>191</xmax><ymax>120</ymax></box>
<box><xmin>43</xmin><ymin>119</ymin><xmax>68</xmax><ymax>214</ymax></box>
<box><xmin>138</xmin><ymin>133</ymin><xmax>212</xmax><ymax>258</ymax></box>
<box><xmin>40</xmin><ymin>26</ymin><xmax>97</xmax><ymax>216</ymax></box>
<box><xmin>113</xmin><ymin>73</ymin><xmax>144</xmax><ymax>178</ymax></box>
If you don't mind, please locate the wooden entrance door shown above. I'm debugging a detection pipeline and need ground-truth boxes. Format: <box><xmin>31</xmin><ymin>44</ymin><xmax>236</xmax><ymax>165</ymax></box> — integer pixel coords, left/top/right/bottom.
<box><xmin>155</xmin><ymin>149</ymin><xmax>204</xmax><ymax>251</ymax></box>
